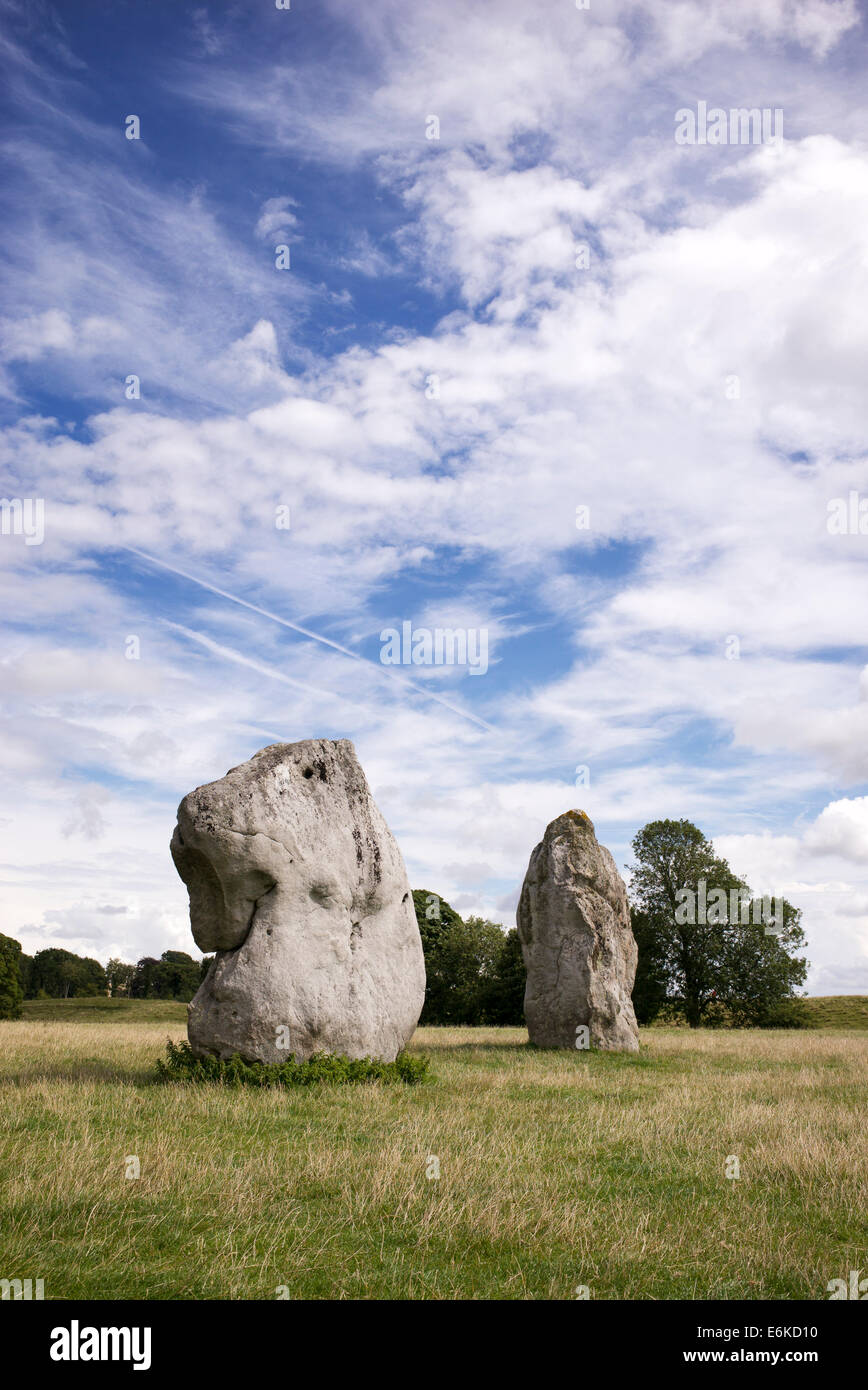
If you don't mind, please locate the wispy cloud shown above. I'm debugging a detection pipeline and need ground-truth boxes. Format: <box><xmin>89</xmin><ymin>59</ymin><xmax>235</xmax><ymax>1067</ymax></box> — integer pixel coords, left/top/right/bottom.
<box><xmin>0</xmin><ymin>0</ymin><xmax>866</xmax><ymax>992</ymax></box>
<box><xmin>129</xmin><ymin>545</ymin><xmax>498</xmax><ymax>732</ymax></box>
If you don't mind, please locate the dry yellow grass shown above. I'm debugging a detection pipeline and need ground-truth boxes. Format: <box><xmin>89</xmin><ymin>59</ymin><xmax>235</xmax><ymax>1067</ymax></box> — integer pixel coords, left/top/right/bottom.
<box><xmin>0</xmin><ymin>1016</ymin><xmax>865</xmax><ymax>1299</ymax></box>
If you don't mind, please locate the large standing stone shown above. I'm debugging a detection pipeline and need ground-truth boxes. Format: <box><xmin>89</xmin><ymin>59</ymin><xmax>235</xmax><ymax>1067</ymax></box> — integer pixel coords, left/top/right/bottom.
<box><xmin>517</xmin><ymin>810</ymin><xmax>639</xmax><ymax>1051</ymax></box>
<box><xmin>170</xmin><ymin>739</ymin><xmax>425</xmax><ymax>1064</ymax></box>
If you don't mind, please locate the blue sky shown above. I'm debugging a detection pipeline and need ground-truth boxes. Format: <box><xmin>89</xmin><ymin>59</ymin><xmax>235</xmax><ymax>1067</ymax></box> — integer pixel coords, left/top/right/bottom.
<box><xmin>2</xmin><ymin>0</ymin><xmax>868</xmax><ymax>992</ymax></box>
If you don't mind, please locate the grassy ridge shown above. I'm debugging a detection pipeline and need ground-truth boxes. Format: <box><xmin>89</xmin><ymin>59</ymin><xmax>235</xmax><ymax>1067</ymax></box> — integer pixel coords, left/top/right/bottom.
<box><xmin>798</xmin><ymin>996</ymin><xmax>868</xmax><ymax>1029</ymax></box>
<box><xmin>0</xmin><ymin>1014</ymin><xmax>866</xmax><ymax>1299</ymax></box>
<box><xmin>20</xmin><ymin>997</ymin><xmax>188</xmax><ymax>1023</ymax></box>
<box><xmin>19</xmin><ymin>994</ymin><xmax>868</xmax><ymax>1029</ymax></box>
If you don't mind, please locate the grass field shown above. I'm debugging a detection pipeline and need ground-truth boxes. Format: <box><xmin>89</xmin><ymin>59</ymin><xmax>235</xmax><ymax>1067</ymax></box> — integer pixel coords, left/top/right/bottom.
<box><xmin>18</xmin><ymin>997</ymin><xmax>187</xmax><ymax>1025</ymax></box>
<box><xmin>1</xmin><ymin>1001</ymin><xmax>866</xmax><ymax>1300</ymax></box>
<box><xmin>799</xmin><ymin>995</ymin><xmax>868</xmax><ymax>1029</ymax></box>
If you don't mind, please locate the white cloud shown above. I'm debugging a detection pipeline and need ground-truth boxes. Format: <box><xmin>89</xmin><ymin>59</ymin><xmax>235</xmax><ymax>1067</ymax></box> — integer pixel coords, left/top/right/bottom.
<box><xmin>1</xmin><ymin>309</ymin><xmax>75</xmax><ymax>361</ymax></box>
<box><xmin>804</xmin><ymin>798</ymin><xmax>868</xmax><ymax>863</ymax></box>
<box><xmin>1</xmin><ymin>0</ymin><xmax>867</xmax><ymax>994</ymax></box>
<box><xmin>255</xmin><ymin>196</ymin><xmax>299</xmax><ymax>241</ymax></box>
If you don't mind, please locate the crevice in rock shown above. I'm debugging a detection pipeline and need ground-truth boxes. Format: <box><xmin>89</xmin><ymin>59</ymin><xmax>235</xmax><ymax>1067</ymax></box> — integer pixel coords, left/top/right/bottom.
<box><xmin>244</xmin><ymin>880</ymin><xmax>277</xmax><ymax>939</ymax></box>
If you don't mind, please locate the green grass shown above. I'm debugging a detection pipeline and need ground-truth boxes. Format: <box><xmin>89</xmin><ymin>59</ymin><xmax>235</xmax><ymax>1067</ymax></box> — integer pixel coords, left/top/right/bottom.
<box><xmin>799</xmin><ymin>995</ymin><xmax>868</xmax><ymax>1029</ymax></box>
<box><xmin>20</xmin><ymin>997</ymin><xmax>188</xmax><ymax>1024</ymax></box>
<box><xmin>1</xmin><ymin>1006</ymin><xmax>866</xmax><ymax>1299</ymax></box>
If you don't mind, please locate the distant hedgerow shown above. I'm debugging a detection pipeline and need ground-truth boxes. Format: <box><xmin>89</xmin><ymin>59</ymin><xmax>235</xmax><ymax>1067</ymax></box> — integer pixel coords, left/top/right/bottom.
<box><xmin>155</xmin><ymin>1039</ymin><xmax>430</xmax><ymax>1087</ymax></box>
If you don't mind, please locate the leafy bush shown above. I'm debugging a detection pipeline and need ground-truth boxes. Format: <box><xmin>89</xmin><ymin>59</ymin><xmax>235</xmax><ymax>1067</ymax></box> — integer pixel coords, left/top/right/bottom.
<box><xmin>758</xmin><ymin>998</ymin><xmax>811</xmax><ymax>1029</ymax></box>
<box><xmin>155</xmin><ymin>1039</ymin><xmax>430</xmax><ymax>1087</ymax></box>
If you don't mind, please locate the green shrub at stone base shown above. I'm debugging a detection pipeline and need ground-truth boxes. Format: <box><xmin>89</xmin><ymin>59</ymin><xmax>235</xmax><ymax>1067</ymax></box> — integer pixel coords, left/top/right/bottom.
<box><xmin>155</xmin><ymin>1038</ymin><xmax>431</xmax><ymax>1087</ymax></box>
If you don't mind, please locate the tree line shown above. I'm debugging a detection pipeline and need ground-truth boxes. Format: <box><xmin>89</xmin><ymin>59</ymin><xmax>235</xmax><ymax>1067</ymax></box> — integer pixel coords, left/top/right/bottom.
<box><xmin>0</xmin><ymin>818</ymin><xmax>809</xmax><ymax>1026</ymax></box>
<box><xmin>0</xmin><ymin>944</ymin><xmax>213</xmax><ymax>1017</ymax></box>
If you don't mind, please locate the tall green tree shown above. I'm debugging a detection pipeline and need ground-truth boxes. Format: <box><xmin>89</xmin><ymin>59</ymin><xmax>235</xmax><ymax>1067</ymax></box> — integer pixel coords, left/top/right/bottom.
<box><xmin>629</xmin><ymin>819</ymin><xmax>807</xmax><ymax>1027</ymax></box>
<box><xmin>715</xmin><ymin>898</ymin><xmax>808</xmax><ymax>1026</ymax></box>
<box><xmin>482</xmin><ymin>927</ymin><xmax>526</xmax><ymax>1025</ymax></box>
<box><xmin>630</xmin><ymin>819</ymin><xmax>742</xmax><ymax>1026</ymax></box>
<box><xmin>158</xmin><ymin>951</ymin><xmax>202</xmax><ymax>1000</ymax></box>
<box><xmin>412</xmin><ymin>889</ymin><xmax>463</xmax><ymax>1023</ymax></box>
<box><xmin>629</xmin><ymin>907</ymin><xmax>670</xmax><ymax>1025</ymax></box>
<box><xmin>420</xmin><ymin>913</ymin><xmax>504</xmax><ymax>1024</ymax></box>
<box><xmin>0</xmin><ymin>933</ymin><xmax>25</xmax><ymax>1019</ymax></box>
<box><xmin>105</xmin><ymin>958</ymin><xmax>135</xmax><ymax>997</ymax></box>
<box><xmin>28</xmin><ymin>948</ymin><xmax>106</xmax><ymax>999</ymax></box>
<box><xmin>412</xmin><ymin>893</ymin><xmax>526</xmax><ymax>1025</ymax></box>
<box><xmin>129</xmin><ymin>956</ymin><xmax>161</xmax><ymax>999</ymax></box>
<box><xmin>18</xmin><ymin>951</ymin><xmax>33</xmax><ymax>997</ymax></box>
<box><xmin>432</xmin><ymin>915</ymin><xmax>508</xmax><ymax>1024</ymax></box>
<box><xmin>130</xmin><ymin>951</ymin><xmax>203</xmax><ymax>1001</ymax></box>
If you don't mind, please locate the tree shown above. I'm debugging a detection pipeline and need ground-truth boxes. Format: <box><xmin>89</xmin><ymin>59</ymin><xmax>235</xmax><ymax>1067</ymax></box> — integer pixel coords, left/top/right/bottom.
<box><xmin>130</xmin><ymin>951</ymin><xmax>204</xmax><ymax>1001</ymax></box>
<box><xmin>129</xmin><ymin>956</ymin><xmax>160</xmax><ymax>999</ymax></box>
<box><xmin>629</xmin><ymin>819</ymin><xmax>808</xmax><ymax>1027</ymax></box>
<box><xmin>0</xmin><ymin>933</ymin><xmax>24</xmax><ymax>1019</ymax></box>
<box><xmin>158</xmin><ymin>951</ymin><xmax>202</xmax><ymax>1000</ymax></box>
<box><xmin>629</xmin><ymin>907</ymin><xmax>670</xmax><ymax>1025</ymax></box>
<box><xmin>412</xmin><ymin>889</ymin><xmax>463</xmax><ymax>1023</ymax></box>
<box><xmin>412</xmin><ymin>892</ymin><xmax>523</xmax><ymax>1025</ymax></box>
<box><xmin>28</xmin><ymin>948</ymin><xmax>106</xmax><ymax>999</ymax></box>
<box><xmin>715</xmin><ymin>898</ymin><xmax>808</xmax><ymax>1026</ymax></box>
<box><xmin>430</xmin><ymin>915</ymin><xmax>507</xmax><ymax>1024</ymax></box>
<box><xmin>482</xmin><ymin>928</ymin><xmax>526</xmax><ymax>1025</ymax></box>
<box><xmin>630</xmin><ymin>819</ymin><xmax>747</xmax><ymax>1026</ymax></box>
<box><xmin>412</xmin><ymin>889</ymin><xmax>463</xmax><ymax>956</ymax></box>
<box><xmin>18</xmin><ymin>951</ymin><xmax>33</xmax><ymax>997</ymax></box>
<box><xmin>105</xmin><ymin>959</ymin><xmax>135</xmax><ymax>997</ymax></box>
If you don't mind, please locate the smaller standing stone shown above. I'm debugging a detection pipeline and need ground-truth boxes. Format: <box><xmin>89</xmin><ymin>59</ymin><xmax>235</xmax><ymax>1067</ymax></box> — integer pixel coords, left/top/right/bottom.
<box><xmin>517</xmin><ymin>810</ymin><xmax>639</xmax><ymax>1051</ymax></box>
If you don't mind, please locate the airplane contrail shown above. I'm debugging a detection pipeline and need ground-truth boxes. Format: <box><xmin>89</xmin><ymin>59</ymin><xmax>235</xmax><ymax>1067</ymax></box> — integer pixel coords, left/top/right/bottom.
<box><xmin>164</xmin><ymin>621</ymin><xmax>383</xmax><ymax>715</ymax></box>
<box><xmin>123</xmin><ymin>545</ymin><xmax>497</xmax><ymax>733</ymax></box>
